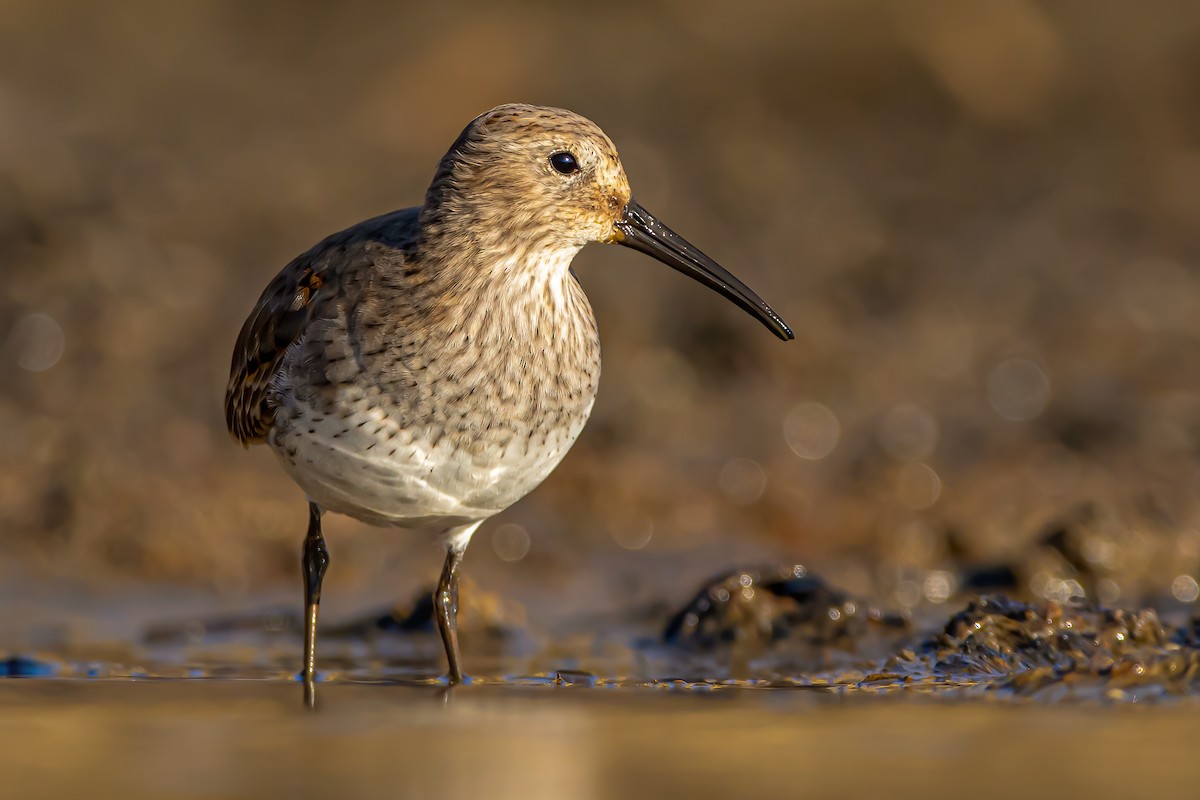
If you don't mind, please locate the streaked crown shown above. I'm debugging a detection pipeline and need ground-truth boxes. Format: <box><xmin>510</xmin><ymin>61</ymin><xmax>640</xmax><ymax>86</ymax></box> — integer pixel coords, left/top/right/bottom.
<box><xmin>422</xmin><ymin>104</ymin><xmax>632</xmax><ymax>249</ymax></box>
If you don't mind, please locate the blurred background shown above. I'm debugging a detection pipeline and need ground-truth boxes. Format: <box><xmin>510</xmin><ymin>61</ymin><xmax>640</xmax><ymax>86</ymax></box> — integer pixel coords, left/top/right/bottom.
<box><xmin>2</xmin><ymin>0</ymin><xmax>1200</xmax><ymax>633</ymax></box>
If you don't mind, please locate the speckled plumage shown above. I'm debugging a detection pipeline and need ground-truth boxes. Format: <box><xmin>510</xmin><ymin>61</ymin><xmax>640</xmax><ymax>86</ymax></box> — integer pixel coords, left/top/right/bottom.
<box><xmin>224</xmin><ymin>104</ymin><xmax>792</xmax><ymax>695</ymax></box>
<box><xmin>227</xmin><ymin>106</ymin><xmax>614</xmax><ymax>533</ymax></box>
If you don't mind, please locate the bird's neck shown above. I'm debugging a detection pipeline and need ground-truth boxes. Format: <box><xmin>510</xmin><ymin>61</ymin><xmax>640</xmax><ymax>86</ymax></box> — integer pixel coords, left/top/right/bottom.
<box><xmin>405</xmin><ymin>204</ymin><xmax>593</xmax><ymax>349</ymax></box>
<box><xmin>418</xmin><ymin>194</ymin><xmax>578</xmax><ymax>296</ymax></box>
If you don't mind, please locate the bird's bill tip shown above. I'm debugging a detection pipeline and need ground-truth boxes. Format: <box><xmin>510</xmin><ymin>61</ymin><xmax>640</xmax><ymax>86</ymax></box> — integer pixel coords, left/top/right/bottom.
<box><xmin>612</xmin><ymin>201</ymin><xmax>794</xmax><ymax>342</ymax></box>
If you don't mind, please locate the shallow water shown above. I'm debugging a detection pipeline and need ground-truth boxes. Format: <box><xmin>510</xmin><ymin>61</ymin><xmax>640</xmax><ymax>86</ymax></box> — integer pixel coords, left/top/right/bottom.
<box><xmin>5</xmin><ymin>561</ymin><xmax>1200</xmax><ymax>799</ymax></box>
<box><xmin>3</xmin><ymin>680</ymin><xmax>1200</xmax><ymax>800</ymax></box>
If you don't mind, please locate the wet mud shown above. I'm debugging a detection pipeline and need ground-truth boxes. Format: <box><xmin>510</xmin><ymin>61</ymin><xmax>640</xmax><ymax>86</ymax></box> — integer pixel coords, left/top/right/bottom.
<box><xmin>5</xmin><ymin>558</ymin><xmax>1200</xmax><ymax>798</ymax></box>
<box><xmin>8</xmin><ymin>564</ymin><xmax>1200</xmax><ymax>704</ymax></box>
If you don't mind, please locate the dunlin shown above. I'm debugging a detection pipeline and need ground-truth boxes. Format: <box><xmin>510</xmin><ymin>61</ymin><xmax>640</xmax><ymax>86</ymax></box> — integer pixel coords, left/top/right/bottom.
<box><xmin>225</xmin><ymin>104</ymin><xmax>792</xmax><ymax>705</ymax></box>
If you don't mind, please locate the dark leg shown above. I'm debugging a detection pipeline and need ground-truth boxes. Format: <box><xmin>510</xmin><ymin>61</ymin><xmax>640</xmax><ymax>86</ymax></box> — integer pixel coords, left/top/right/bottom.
<box><xmin>301</xmin><ymin>502</ymin><xmax>329</xmax><ymax>708</ymax></box>
<box><xmin>434</xmin><ymin>546</ymin><xmax>465</xmax><ymax>684</ymax></box>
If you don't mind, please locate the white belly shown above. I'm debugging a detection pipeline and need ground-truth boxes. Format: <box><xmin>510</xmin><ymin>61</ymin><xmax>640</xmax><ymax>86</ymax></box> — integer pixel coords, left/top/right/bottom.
<box><xmin>269</xmin><ymin>397</ymin><xmax>593</xmax><ymax>530</ymax></box>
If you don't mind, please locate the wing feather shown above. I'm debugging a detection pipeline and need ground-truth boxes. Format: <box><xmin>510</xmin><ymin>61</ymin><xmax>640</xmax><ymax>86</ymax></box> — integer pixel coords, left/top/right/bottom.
<box><xmin>225</xmin><ymin>259</ymin><xmax>332</xmax><ymax>443</ymax></box>
<box><xmin>224</xmin><ymin>209</ymin><xmax>416</xmax><ymax>445</ymax></box>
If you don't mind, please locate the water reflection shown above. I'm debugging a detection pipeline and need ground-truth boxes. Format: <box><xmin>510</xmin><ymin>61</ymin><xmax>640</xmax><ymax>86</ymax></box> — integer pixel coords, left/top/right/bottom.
<box><xmin>987</xmin><ymin>358</ymin><xmax>1051</xmax><ymax>421</ymax></box>
<box><xmin>6</xmin><ymin>313</ymin><xmax>64</xmax><ymax>372</ymax></box>
<box><xmin>1171</xmin><ymin>575</ymin><xmax>1199</xmax><ymax>603</ymax></box>
<box><xmin>783</xmin><ymin>401</ymin><xmax>840</xmax><ymax>460</ymax></box>
<box><xmin>878</xmin><ymin>404</ymin><xmax>939</xmax><ymax>462</ymax></box>
<box><xmin>491</xmin><ymin>523</ymin><xmax>531</xmax><ymax>563</ymax></box>
<box><xmin>6</xmin><ymin>680</ymin><xmax>1199</xmax><ymax>799</ymax></box>
<box><xmin>717</xmin><ymin>458</ymin><xmax>767</xmax><ymax>505</ymax></box>
<box><xmin>894</xmin><ymin>463</ymin><xmax>942</xmax><ymax>510</ymax></box>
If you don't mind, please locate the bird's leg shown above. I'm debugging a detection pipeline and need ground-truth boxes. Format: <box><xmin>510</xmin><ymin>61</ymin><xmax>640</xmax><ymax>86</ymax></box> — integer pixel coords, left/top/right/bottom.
<box><xmin>434</xmin><ymin>521</ymin><xmax>480</xmax><ymax>685</ymax></box>
<box><xmin>301</xmin><ymin>501</ymin><xmax>329</xmax><ymax>708</ymax></box>
<box><xmin>434</xmin><ymin>545</ymin><xmax>465</xmax><ymax>684</ymax></box>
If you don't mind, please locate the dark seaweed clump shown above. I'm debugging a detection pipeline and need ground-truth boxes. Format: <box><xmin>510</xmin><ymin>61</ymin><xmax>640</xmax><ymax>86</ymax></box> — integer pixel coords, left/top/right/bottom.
<box><xmin>663</xmin><ymin>565</ymin><xmax>908</xmax><ymax>650</ymax></box>
<box><xmin>893</xmin><ymin>595</ymin><xmax>1200</xmax><ymax>696</ymax></box>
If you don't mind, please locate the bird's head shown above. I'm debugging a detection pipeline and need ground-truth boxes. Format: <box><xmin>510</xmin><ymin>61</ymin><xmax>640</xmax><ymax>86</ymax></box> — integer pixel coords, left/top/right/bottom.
<box><xmin>424</xmin><ymin>104</ymin><xmax>793</xmax><ymax>341</ymax></box>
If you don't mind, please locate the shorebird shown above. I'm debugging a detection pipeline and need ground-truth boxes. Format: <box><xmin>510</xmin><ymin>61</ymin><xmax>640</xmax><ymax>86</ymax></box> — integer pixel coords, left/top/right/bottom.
<box><xmin>225</xmin><ymin>104</ymin><xmax>792</xmax><ymax>705</ymax></box>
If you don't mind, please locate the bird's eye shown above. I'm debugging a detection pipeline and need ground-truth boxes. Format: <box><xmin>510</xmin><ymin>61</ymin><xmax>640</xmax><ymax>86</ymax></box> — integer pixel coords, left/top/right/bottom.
<box><xmin>549</xmin><ymin>151</ymin><xmax>580</xmax><ymax>175</ymax></box>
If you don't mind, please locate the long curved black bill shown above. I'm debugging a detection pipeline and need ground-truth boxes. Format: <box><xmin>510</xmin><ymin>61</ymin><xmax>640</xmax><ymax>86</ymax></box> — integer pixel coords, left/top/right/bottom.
<box><xmin>614</xmin><ymin>200</ymin><xmax>794</xmax><ymax>341</ymax></box>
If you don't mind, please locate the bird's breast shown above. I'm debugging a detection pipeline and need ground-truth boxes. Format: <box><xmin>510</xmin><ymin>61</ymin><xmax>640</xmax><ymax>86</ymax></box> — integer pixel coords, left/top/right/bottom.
<box><xmin>269</xmin><ymin>266</ymin><xmax>602</xmax><ymax>527</ymax></box>
<box><xmin>421</xmin><ymin>260</ymin><xmax>600</xmax><ymax>447</ymax></box>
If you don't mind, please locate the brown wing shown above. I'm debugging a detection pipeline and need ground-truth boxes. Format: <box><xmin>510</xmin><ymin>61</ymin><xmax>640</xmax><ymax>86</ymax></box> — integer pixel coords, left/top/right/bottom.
<box><xmin>224</xmin><ymin>209</ymin><xmax>418</xmax><ymax>445</ymax></box>
<box><xmin>224</xmin><ymin>256</ymin><xmax>335</xmax><ymax>444</ymax></box>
